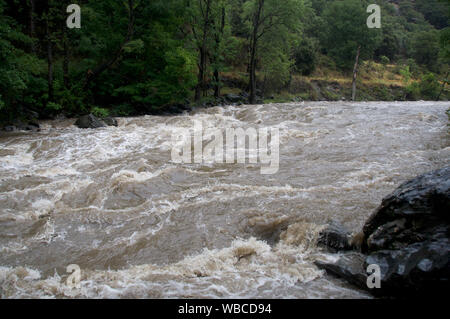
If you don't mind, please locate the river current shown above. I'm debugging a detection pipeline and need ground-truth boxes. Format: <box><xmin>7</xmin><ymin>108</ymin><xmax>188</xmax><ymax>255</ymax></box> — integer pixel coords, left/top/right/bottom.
<box><xmin>0</xmin><ymin>101</ymin><xmax>448</xmax><ymax>298</ymax></box>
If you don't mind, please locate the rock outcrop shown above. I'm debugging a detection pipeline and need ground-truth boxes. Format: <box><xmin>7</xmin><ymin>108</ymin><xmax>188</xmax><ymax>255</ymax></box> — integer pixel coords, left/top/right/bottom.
<box><xmin>74</xmin><ymin>114</ymin><xmax>119</xmax><ymax>129</ymax></box>
<box><xmin>1</xmin><ymin>121</ymin><xmax>40</xmax><ymax>132</ymax></box>
<box><xmin>316</xmin><ymin>167</ymin><xmax>450</xmax><ymax>297</ymax></box>
<box><xmin>317</xmin><ymin>221</ymin><xmax>353</xmax><ymax>252</ymax></box>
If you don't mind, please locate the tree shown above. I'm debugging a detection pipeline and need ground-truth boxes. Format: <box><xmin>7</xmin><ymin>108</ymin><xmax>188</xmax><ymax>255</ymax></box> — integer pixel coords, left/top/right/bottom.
<box><xmin>415</xmin><ymin>0</ymin><xmax>449</xmax><ymax>30</ymax></box>
<box><xmin>242</xmin><ymin>0</ymin><xmax>303</xmax><ymax>104</ymax></box>
<box><xmin>409</xmin><ymin>30</ymin><xmax>440</xmax><ymax>71</ymax></box>
<box><xmin>0</xmin><ymin>0</ymin><xmax>41</xmax><ymax>122</ymax></box>
<box><xmin>321</xmin><ymin>0</ymin><xmax>381</xmax><ymax>70</ymax></box>
<box><xmin>321</xmin><ymin>0</ymin><xmax>381</xmax><ymax>100</ymax></box>
<box><xmin>83</xmin><ymin>0</ymin><xmax>138</xmax><ymax>89</ymax></box>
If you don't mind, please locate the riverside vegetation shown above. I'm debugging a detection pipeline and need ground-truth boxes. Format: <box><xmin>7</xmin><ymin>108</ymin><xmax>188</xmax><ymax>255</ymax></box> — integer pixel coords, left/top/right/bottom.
<box><xmin>0</xmin><ymin>0</ymin><xmax>449</xmax><ymax>128</ymax></box>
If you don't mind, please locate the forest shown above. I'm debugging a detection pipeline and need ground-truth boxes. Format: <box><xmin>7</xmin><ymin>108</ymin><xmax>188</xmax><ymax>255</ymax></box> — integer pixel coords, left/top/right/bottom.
<box><xmin>0</xmin><ymin>0</ymin><xmax>449</xmax><ymax>124</ymax></box>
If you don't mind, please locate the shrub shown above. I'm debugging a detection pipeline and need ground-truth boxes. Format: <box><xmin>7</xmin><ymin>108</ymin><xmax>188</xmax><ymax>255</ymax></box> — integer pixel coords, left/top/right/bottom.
<box><xmin>406</xmin><ymin>82</ymin><xmax>420</xmax><ymax>100</ymax></box>
<box><xmin>294</xmin><ymin>38</ymin><xmax>318</xmax><ymax>76</ymax></box>
<box><xmin>418</xmin><ymin>73</ymin><xmax>440</xmax><ymax>99</ymax></box>
<box><xmin>91</xmin><ymin>107</ymin><xmax>110</xmax><ymax>118</ymax></box>
<box><xmin>380</xmin><ymin>56</ymin><xmax>390</xmax><ymax>65</ymax></box>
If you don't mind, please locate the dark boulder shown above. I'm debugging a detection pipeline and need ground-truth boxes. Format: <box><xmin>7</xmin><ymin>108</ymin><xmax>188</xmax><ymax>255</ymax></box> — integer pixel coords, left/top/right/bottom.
<box><xmin>74</xmin><ymin>114</ymin><xmax>106</xmax><ymax>129</ymax></box>
<box><xmin>224</xmin><ymin>93</ymin><xmax>243</xmax><ymax>103</ymax></box>
<box><xmin>2</xmin><ymin>121</ymin><xmax>40</xmax><ymax>132</ymax></box>
<box><xmin>316</xmin><ymin>167</ymin><xmax>450</xmax><ymax>297</ymax></box>
<box><xmin>3</xmin><ymin>126</ymin><xmax>16</xmax><ymax>132</ymax></box>
<box><xmin>315</xmin><ymin>252</ymin><xmax>368</xmax><ymax>289</ymax></box>
<box><xmin>318</xmin><ymin>221</ymin><xmax>352</xmax><ymax>252</ymax></box>
<box><xmin>362</xmin><ymin>166</ymin><xmax>450</xmax><ymax>253</ymax></box>
<box><xmin>103</xmin><ymin>117</ymin><xmax>118</xmax><ymax>127</ymax></box>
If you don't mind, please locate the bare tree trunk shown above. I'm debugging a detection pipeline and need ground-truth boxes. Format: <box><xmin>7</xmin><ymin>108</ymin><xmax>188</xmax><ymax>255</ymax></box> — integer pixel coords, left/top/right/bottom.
<box><xmin>28</xmin><ymin>0</ymin><xmax>36</xmax><ymax>53</ymax></box>
<box><xmin>249</xmin><ymin>0</ymin><xmax>264</xmax><ymax>104</ymax></box>
<box><xmin>352</xmin><ymin>45</ymin><xmax>361</xmax><ymax>102</ymax></box>
<box><xmin>437</xmin><ymin>71</ymin><xmax>449</xmax><ymax>101</ymax></box>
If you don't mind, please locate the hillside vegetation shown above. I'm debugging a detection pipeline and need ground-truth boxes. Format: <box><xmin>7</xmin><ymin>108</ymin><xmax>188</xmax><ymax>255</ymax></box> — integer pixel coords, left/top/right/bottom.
<box><xmin>0</xmin><ymin>0</ymin><xmax>449</xmax><ymax>125</ymax></box>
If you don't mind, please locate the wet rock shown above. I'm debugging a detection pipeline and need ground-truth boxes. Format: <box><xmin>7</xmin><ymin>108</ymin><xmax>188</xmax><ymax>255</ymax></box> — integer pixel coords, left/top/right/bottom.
<box><xmin>315</xmin><ymin>252</ymin><xmax>368</xmax><ymax>290</ymax></box>
<box><xmin>318</xmin><ymin>167</ymin><xmax>450</xmax><ymax>297</ymax></box>
<box><xmin>224</xmin><ymin>93</ymin><xmax>243</xmax><ymax>103</ymax></box>
<box><xmin>103</xmin><ymin>117</ymin><xmax>118</xmax><ymax>127</ymax></box>
<box><xmin>3</xmin><ymin>126</ymin><xmax>16</xmax><ymax>132</ymax></box>
<box><xmin>364</xmin><ymin>239</ymin><xmax>449</xmax><ymax>296</ymax></box>
<box><xmin>21</xmin><ymin>121</ymin><xmax>40</xmax><ymax>131</ymax></box>
<box><xmin>24</xmin><ymin>109</ymin><xmax>39</xmax><ymax>120</ymax></box>
<box><xmin>318</xmin><ymin>221</ymin><xmax>352</xmax><ymax>252</ymax></box>
<box><xmin>74</xmin><ymin>114</ymin><xmax>106</xmax><ymax>129</ymax></box>
<box><xmin>362</xmin><ymin>166</ymin><xmax>450</xmax><ymax>252</ymax></box>
<box><xmin>240</xmin><ymin>91</ymin><xmax>249</xmax><ymax>99</ymax></box>
<box><xmin>165</xmin><ymin>104</ymin><xmax>189</xmax><ymax>114</ymax></box>
<box><xmin>54</xmin><ymin>113</ymin><xmax>67</xmax><ymax>121</ymax></box>
<box><xmin>3</xmin><ymin>121</ymin><xmax>40</xmax><ymax>132</ymax></box>
<box><xmin>21</xmin><ymin>124</ymin><xmax>40</xmax><ymax>132</ymax></box>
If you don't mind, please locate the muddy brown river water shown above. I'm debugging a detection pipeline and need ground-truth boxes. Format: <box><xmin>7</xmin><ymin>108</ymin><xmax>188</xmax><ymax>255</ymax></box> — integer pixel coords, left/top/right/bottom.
<box><xmin>0</xmin><ymin>101</ymin><xmax>449</xmax><ymax>298</ymax></box>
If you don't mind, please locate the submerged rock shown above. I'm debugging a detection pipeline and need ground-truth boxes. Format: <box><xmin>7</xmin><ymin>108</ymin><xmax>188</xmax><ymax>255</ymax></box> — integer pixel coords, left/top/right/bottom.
<box><xmin>2</xmin><ymin>121</ymin><xmax>40</xmax><ymax>132</ymax></box>
<box><xmin>224</xmin><ymin>93</ymin><xmax>243</xmax><ymax>103</ymax></box>
<box><xmin>315</xmin><ymin>252</ymin><xmax>367</xmax><ymax>289</ymax></box>
<box><xmin>103</xmin><ymin>117</ymin><xmax>118</xmax><ymax>127</ymax></box>
<box><xmin>317</xmin><ymin>221</ymin><xmax>352</xmax><ymax>252</ymax></box>
<box><xmin>316</xmin><ymin>167</ymin><xmax>450</xmax><ymax>297</ymax></box>
<box><xmin>74</xmin><ymin>114</ymin><xmax>106</xmax><ymax>129</ymax></box>
<box><xmin>3</xmin><ymin>126</ymin><xmax>16</xmax><ymax>132</ymax></box>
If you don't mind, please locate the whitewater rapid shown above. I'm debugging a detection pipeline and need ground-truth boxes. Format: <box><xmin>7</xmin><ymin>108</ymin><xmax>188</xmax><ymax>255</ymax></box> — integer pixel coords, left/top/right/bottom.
<box><xmin>0</xmin><ymin>101</ymin><xmax>448</xmax><ymax>298</ymax></box>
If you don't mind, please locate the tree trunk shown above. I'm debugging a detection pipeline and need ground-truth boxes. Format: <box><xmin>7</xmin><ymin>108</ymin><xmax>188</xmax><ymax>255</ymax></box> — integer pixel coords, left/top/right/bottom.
<box><xmin>195</xmin><ymin>49</ymin><xmax>207</xmax><ymax>101</ymax></box>
<box><xmin>63</xmin><ymin>28</ymin><xmax>70</xmax><ymax>89</ymax></box>
<box><xmin>195</xmin><ymin>0</ymin><xmax>212</xmax><ymax>102</ymax></box>
<box><xmin>213</xmin><ymin>7</ymin><xmax>225</xmax><ymax>98</ymax></box>
<box><xmin>437</xmin><ymin>71</ymin><xmax>449</xmax><ymax>101</ymax></box>
<box><xmin>28</xmin><ymin>0</ymin><xmax>36</xmax><ymax>53</ymax></box>
<box><xmin>249</xmin><ymin>0</ymin><xmax>264</xmax><ymax>104</ymax></box>
<box><xmin>351</xmin><ymin>45</ymin><xmax>361</xmax><ymax>102</ymax></box>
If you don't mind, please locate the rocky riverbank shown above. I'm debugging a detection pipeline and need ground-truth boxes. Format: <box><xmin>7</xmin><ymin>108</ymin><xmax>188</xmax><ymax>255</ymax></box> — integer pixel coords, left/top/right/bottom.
<box><xmin>316</xmin><ymin>166</ymin><xmax>450</xmax><ymax>298</ymax></box>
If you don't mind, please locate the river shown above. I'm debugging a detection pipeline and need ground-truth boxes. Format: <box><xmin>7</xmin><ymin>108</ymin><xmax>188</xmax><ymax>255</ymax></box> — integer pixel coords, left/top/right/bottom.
<box><xmin>0</xmin><ymin>101</ymin><xmax>448</xmax><ymax>298</ymax></box>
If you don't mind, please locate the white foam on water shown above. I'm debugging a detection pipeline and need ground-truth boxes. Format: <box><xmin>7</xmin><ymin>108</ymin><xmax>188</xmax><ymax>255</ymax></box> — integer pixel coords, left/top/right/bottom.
<box><xmin>0</xmin><ymin>101</ymin><xmax>448</xmax><ymax>299</ymax></box>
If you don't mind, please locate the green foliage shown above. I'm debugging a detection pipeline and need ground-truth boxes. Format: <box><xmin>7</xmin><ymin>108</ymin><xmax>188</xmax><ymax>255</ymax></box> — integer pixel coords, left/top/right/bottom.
<box><xmin>380</xmin><ymin>56</ymin><xmax>390</xmax><ymax>65</ymax></box>
<box><xmin>415</xmin><ymin>0</ymin><xmax>449</xmax><ymax>30</ymax></box>
<box><xmin>91</xmin><ymin>107</ymin><xmax>110</xmax><ymax>118</ymax></box>
<box><xmin>261</xmin><ymin>50</ymin><xmax>293</xmax><ymax>93</ymax></box>
<box><xmin>0</xmin><ymin>0</ymin><xmax>448</xmax><ymax>123</ymax></box>
<box><xmin>440</xmin><ymin>27</ymin><xmax>450</xmax><ymax>63</ymax></box>
<box><xmin>406</xmin><ymin>82</ymin><xmax>420</xmax><ymax>100</ymax></box>
<box><xmin>0</xmin><ymin>0</ymin><xmax>43</xmax><ymax>122</ymax></box>
<box><xmin>400</xmin><ymin>65</ymin><xmax>412</xmax><ymax>85</ymax></box>
<box><xmin>47</xmin><ymin>102</ymin><xmax>63</xmax><ymax>112</ymax></box>
<box><xmin>409</xmin><ymin>30</ymin><xmax>440</xmax><ymax>71</ymax></box>
<box><xmin>320</xmin><ymin>0</ymin><xmax>382</xmax><ymax>70</ymax></box>
<box><xmin>294</xmin><ymin>38</ymin><xmax>318</xmax><ymax>75</ymax></box>
<box><xmin>418</xmin><ymin>73</ymin><xmax>441</xmax><ymax>99</ymax></box>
